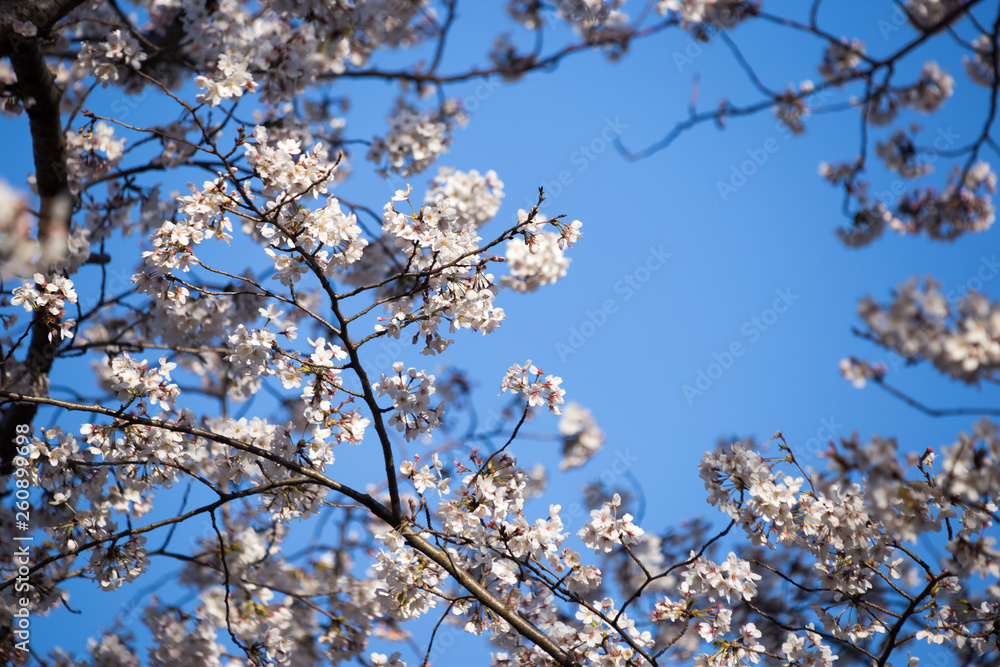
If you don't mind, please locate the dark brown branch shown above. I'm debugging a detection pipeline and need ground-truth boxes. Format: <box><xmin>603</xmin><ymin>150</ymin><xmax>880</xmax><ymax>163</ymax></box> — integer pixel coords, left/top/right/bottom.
<box><xmin>622</xmin><ymin>0</ymin><xmax>986</xmax><ymax>162</ymax></box>
<box><xmin>873</xmin><ymin>379</ymin><xmax>1000</xmax><ymax>417</ymax></box>
<box><xmin>0</xmin><ymin>0</ymin><xmax>87</xmax><ymax>59</ymax></box>
<box><xmin>1</xmin><ymin>34</ymin><xmax>71</xmax><ymax>474</ymax></box>
<box><xmin>875</xmin><ymin>574</ymin><xmax>950</xmax><ymax>667</ymax></box>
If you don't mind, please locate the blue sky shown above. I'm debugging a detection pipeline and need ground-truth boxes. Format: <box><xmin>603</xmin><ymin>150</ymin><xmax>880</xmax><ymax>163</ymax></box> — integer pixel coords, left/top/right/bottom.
<box><xmin>2</xmin><ymin>1</ymin><xmax>998</xmax><ymax>664</ymax></box>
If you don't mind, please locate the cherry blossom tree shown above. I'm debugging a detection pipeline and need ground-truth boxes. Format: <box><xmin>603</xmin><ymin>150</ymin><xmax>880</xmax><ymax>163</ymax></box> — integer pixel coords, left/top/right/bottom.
<box><xmin>0</xmin><ymin>1</ymin><xmax>998</xmax><ymax>666</ymax></box>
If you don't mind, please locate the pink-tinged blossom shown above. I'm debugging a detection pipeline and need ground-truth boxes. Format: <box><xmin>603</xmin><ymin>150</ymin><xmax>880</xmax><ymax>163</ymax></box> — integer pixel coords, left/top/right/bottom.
<box><xmin>371</xmin><ymin>652</ymin><xmax>407</xmax><ymax>667</ymax></box>
<box><xmin>425</xmin><ymin>167</ymin><xmax>505</xmax><ymax>228</ymax></box>
<box><xmin>105</xmin><ymin>354</ymin><xmax>180</xmax><ymax>410</ymax></box>
<box><xmin>839</xmin><ymin>357</ymin><xmax>885</xmax><ymax>388</ymax></box>
<box><xmin>373</xmin><ymin>531</ymin><xmax>448</xmax><ymax>620</ymax></box>
<box><xmin>965</xmin><ymin>35</ymin><xmax>996</xmax><ymax>87</ymax></box>
<box><xmin>500</xmin><ymin>360</ymin><xmax>566</xmax><ymax>414</ymax></box>
<box><xmin>195</xmin><ymin>52</ymin><xmax>258</xmax><ymax>106</ymax></box>
<box><xmin>681</xmin><ymin>552</ymin><xmax>762</xmax><ymax>603</ymax></box>
<box><xmin>11</xmin><ymin>272</ymin><xmax>78</xmax><ymax>340</ymax></box>
<box><xmin>577</xmin><ymin>493</ymin><xmax>645</xmax><ymax>553</ymax></box>
<box><xmin>77</xmin><ymin>29</ymin><xmax>147</xmax><ymax>86</ymax></box>
<box><xmin>502</xmin><ymin>231</ymin><xmax>571</xmax><ymax>292</ymax></box>
<box><xmin>89</xmin><ymin>535</ymin><xmax>150</xmax><ymax>590</ymax></box>
<box><xmin>657</xmin><ymin>0</ymin><xmax>754</xmax><ymax>30</ymax></box>
<box><xmin>367</xmin><ymin>100</ymin><xmax>467</xmax><ymax>176</ymax></box>
<box><xmin>856</xmin><ymin>278</ymin><xmax>1000</xmax><ymax>383</ymax></box>
<box><xmin>374</xmin><ymin>362</ymin><xmax>444</xmax><ymax>441</ymax></box>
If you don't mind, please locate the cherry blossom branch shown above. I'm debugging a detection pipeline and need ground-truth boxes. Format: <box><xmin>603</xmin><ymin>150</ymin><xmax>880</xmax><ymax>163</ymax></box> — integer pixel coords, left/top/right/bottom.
<box><xmin>872</xmin><ymin>378</ymin><xmax>1000</xmax><ymax>417</ymax></box>
<box><xmin>329</xmin><ymin>18</ymin><xmax>677</xmax><ymax>85</ymax></box>
<box><xmin>426</xmin><ymin>0</ymin><xmax>457</xmax><ymax>78</ymax></box>
<box><xmin>399</xmin><ymin>527</ymin><xmax>576</xmax><ymax>667</ymax></box>
<box><xmin>0</xmin><ymin>33</ymin><xmax>71</xmax><ymax>473</ymax></box>
<box><xmin>620</xmin><ymin>0</ymin><xmax>986</xmax><ymax>164</ymax></box>
<box><xmin>0</xmin><ymin>473</ymin><xmax>318</xmax><ymax>590</ymax></box>
<box><xmin>0</xmin><ymin>390</ymin><xmax>386</xmax><ymax>514</ymax></box>
<box><xmin>956</xmin><ymin>4</ymin><xmax>1000</xmax><ymax>181</ymax></box>
<box><xmin>741</xmin><ymin>598</ymin><xmax>878</xmax><ymax>661</ymax></box>
<box><xmin>209</xmin><ymin>509</ymin><xmax>252</xmax><ymax>656</ymax></box>
<box><xmin>419</xmin><ymin>600</ymin><xmax>457</xmax><ymax>667</ymax></box>
<box><xmin>336</xmin><ymin>190</ymin><xmax>547</xmax><ymax>303</ymax></box>
<box><xmin>326</xmin><ymin>292</ymin><xmax>403</xmax><ymax>522</ymax></box>
<box><xmin>875</xmin><ymin>573</ymin><xmax>951</xmax><ymax>667</ymax></box>
<box><xmin>616</xmin><ymin>519</ymin><xmax>735</xmax><ymax>619</ymax></box>
<box><xmin>0</xmin><ymin>391</ymin><xmax>582</xmax><ymax>664</ymax></box>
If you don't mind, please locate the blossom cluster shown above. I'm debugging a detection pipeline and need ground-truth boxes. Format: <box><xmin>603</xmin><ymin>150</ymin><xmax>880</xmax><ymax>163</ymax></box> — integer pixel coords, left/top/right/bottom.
<box><xmin>558</xmin><ymin>402</ymin><xmax>606</xmax><ymax>470</ymax></box>
<box><xmin>377</xmin><ymin>182</ymin><xmax>508</xmax><ymax>353</ymax></box>
<box><xmin>367</xmin><ymin>101</ymin><xmax>467</xmax><ymax>176</ymax></box>
<box><xmin>574</xmin><ymin>597</ymin><xmax>653</xmax><ymax>666</ymax></box>
<box><xmin>89</xmin><ymin>535</ymin><xmax>150</xmax><ymax>591</ymax></box>
<box><xmin>373</xmin><ymin>530</ymin><xmax>448</xmax><ymax>621</ymax></box>
<box><xmin>825</xmin><ymin>160</ymin><xmax>996</xmax><ymax>246</ymax></box>
<box><xmin>819</xmin><ymin>38</ymin><xmax>865</xmax><ymax>84</ymax></box>
<box><xmin>400</xmin><ymin>452</ymin><xmax>451</xmax><ymax>496</ymax></box>
<box><xmin>65</xmin><ymin>121</ymin><xmax>126</xmax><ymax>194</ymax></box>
<box><xmin>500</xmin><ymin>360</ymin><xmax>567</xmax><ymax>414</ymax></box>
<box><xmin>701</xmin><ymin>440</ymin><xmax>900</xmax><ymax>600</ymax></box>
<box><xmin>77</xmin><ymin>29</ymin><xmax>147</xmax><ymax>86</ymax></box>
<box><xmin>898</xmin><ymin>62</ymin><xmax>954</xmax><ymax>113</ymax></box>
<box><xmin>680</xmin><ymin>552</ymin><xmax>762</xmax><ymax>604</ymax></box>
<box><xmin>0</xmin><ymin>178</ymin><xmax>37</xmax><ymax>277</ymax></box>
<box><xmin>773</xmin><ymin>80</ymin><xmax>816</xmax><ymax>135</ymax></box>
<box><xmin>501</xmin><ymin>206</ymin><xmax>581</xmax><ymax>294</ymax></box>
<box><xmin>656</xmin><ymin>0</ymin><xmax>755</xmax><ymax>31</ymax></box>
<box><xmin>373</xmin><ymin>362</ymin><xmax>444</xmax><ymax>442</ymax></box>
<box><xmin>502</xmin><ymin>230</ymin><xmax>572</xmax><ymax>292</ymax></box>
<box><xmin>245</xmin><ymin>125</ymin><xmax>337</xmax><ymax>199</ymax></box>
<box><xmin>104</xmin><ymin>354</ymin><xmax>180</xmax><ymax>410</ymax></box>
<box><xmin>697</xmin><ymin>432</ymin><xmax>1000</xmax><ymax>652</ymax></box>
<box><xmin>839</xmin><ymin>356</ymin><xmax>886</xmax><ymax>389</ymax></box>
<box><xmin>964</xmin><ymin>34</ymin><xmax>997</xmax><ymax>87</ymax></box>
<box><xmin>906</xmin><ymin>0</ymin><xmax>965</xmax><ymax>29</ymax></box>
<box><xmin>863</xmin><ymin>61</ymin><xmax>955</xmax><ymax>128</ymax></box>
<box><xmin>577</xmin><ymin>492</ymin><xmax>645</xmax><ymax>553</ymax></box>
<box><xmin>425</xmin><ymin>166</ymin><xmax>505</xmax><ymax>228</ymax></box>
<box><xmin>876</xmin><ymin>129</ymin><xmax>932</xmax><ymax>179</ymax></box>
<box><xmin>10</xmin><ymin>272</ymin><xmax>78</xmax><ymax>340</ymax></box>
<box><xmin>194</xmin><ymin>52</ymin><xmax>258</xmax><ymax>107</ymax></box>
<box><xmin>141</xmin><ymin>177</ymin><xmax>234</xmax><ymax>275</ymax></box>
<box><xmin>857</xmin><ymin>277</ymin><xmax>1000</xmax><ymax>382</ymax></box>
<box><xmin>5</xmin><ymin>2</ymin><xmax>1000</xmax><ymax>666</ymax></box>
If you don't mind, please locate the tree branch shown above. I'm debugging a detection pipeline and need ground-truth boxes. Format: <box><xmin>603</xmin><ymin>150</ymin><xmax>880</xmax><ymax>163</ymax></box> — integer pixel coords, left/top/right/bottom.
<box><xmin>1</xmin><ymin>33</ymin><xmax>72</xmax><ymax>474</ymax></box>
<box><xmin>0</xmin><ymin>0</ymin><xmax>87</xmax><ymax>60</ymax></box>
